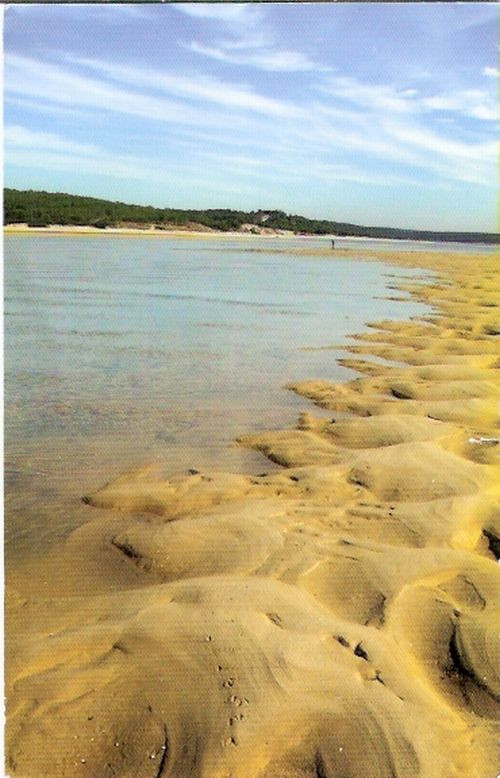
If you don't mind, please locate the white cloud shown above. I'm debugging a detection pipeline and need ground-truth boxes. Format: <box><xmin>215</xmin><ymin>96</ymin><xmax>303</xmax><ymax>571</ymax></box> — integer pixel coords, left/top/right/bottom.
<box><xmin>4</xmin><ymin>124</ymin><xmax>221</xmax><ymax>191</ymax></box>
<box><xmin>6</xmin><ymin>54</ymin><xmax>290</xmax><ymax>136</ymax></box>
<box><xmin>318</xmin><ymin>75</ymin><xmax>498</xmax><ymax>122</ymax></box>
<box><xmin>421</xmin><ymin>89</ymin><xmax>497</xmax><ymax>121</ymax></box>
<box><xmin>4</xmin><ymin>125</ymin><xmax>100</xmax><ymax>156</ymax></box>
<box><xmin>383</xmin><ymin>120</ymin><xmax>496</xmax><ymax>162</ymax></box>
<box><xmin>304</xmin><ymin>86</ymin><xmax>496</xmax><ymax>188</ymax></box>
<box><xmin>318</xmin><ymin>77</ymin><xmax>416</xmax><ymax>114</ymax></box>
<box><xmin>483</xmin><ymin>66</ymin><xmax>499</xmax><ymax>79</ymax></box>
<box><xmin>4</xmin><ymin>125</ymin><xmax>156</xmax><ymax>181</ymax></box>
<box><xmin>4</xmin><ymin>95</ymin><xmax>89</xmax><ymax>120</ymax></box>
<box><xmin>4</xmin><ymin>51</ymin><xmax>496</xmax><ymax>201</ymax></box>
<box><xmin>306</xmin><ymin>160</ymin><xmax>432</xmax><ymax>190</ymax></box>
<box><xmin>382</xmin><ymin>119</ymin><xmax>496</xmax><ymax>185</ymax></box>
<box><xmin>6</xmin><ymin>54</ymin><xmax>195</xmax><ymax>124</ymax></box>
<box><xmin>69</xmin><ymin>56</ymin><xmax>302</xmax><ymax>117</ymax></box>
<box><xmin>187</xmin><ymin>41</ymin><xmax>324</xmax><ymax>73</ymax></box>
<box><xmin>6</xmin><ymin>148</ymin><xmax>150</xmax><ymax>181</ymax></box>
<box><xmin>6</xmin><ymin>3</ymin><xmax>149</xmax><ymax>22</ymax></box>
<box><xmin>180</xmin><ymin>2</ymin><xmax>326</xmax><ymax>74</ymax></box>
<box><xmin>196</xmin><ymin>151</ymin><xmax>266</xmax><ymax>169</ymax></box>
<box><xmin>5</xmin><ymin>141</ymin><xmax>269</xmax><ymax>201</ymax></box>
<box><xmin>174</xmin><ymin>4</ymin><xmax>261</xmax><ymax>24</ymax></box>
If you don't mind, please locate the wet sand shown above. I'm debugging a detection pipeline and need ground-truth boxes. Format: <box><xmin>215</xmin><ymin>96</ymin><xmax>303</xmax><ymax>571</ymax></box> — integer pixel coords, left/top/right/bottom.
<box><xmin>5</xmin><ymin>246</ymin><xmax>500</xmax><ymax>777</ymax></box>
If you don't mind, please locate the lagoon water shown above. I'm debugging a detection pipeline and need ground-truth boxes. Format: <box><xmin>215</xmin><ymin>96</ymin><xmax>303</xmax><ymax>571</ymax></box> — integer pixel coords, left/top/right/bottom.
<box><xmin>5</xmin><ymin>235</ymin><xmax>434</xmax><ymax>558</ymax></box>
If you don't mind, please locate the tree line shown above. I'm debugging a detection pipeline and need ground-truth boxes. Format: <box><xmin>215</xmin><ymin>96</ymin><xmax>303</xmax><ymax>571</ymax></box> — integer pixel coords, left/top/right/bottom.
<box><xmin>4</xmin><ymin>188</ymin><xmax>499</xmax><ymax>244</ymax></box>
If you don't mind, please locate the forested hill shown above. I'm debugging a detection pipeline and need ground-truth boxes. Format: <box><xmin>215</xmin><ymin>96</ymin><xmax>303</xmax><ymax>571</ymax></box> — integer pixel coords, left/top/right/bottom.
<box><xmin>4</xmin><ymin>189</ymin><xmax>499</xmax><ymax>244</ymax></box>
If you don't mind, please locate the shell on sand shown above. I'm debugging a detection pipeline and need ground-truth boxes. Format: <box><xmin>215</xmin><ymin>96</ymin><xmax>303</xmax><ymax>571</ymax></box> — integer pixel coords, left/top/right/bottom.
<box><xmin>5</xmin><ymin>247</ymin><xmax>500</xmax><ymax>778</ymax></box>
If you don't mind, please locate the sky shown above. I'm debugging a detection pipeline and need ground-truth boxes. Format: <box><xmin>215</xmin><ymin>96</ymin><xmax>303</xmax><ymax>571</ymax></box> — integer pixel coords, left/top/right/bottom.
<box><xmin>3</xmin><ymin>2</ymin><xmax>499</xmax><ymax>231</ymax></box>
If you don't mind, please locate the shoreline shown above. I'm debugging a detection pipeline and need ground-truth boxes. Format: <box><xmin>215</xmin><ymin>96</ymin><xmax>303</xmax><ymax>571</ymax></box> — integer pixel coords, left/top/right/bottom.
<box><xmin>4</xmin><ymin>223</ymin><xmax>298</xmax><ymax>239</ymax></box>
<box><xmin>4</xmin><ymin>223</ymin><xmax>497</xmax><ymax>247</ymax></box>
<box><xmin>5</xmin><ymin>245</ymin><xmax>500</xmax><ymax>777</ymax></box>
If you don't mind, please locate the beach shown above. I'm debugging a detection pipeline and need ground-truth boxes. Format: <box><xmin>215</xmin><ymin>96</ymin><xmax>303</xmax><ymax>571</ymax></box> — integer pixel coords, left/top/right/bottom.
<box><xmin>3</xmin><ymin>223</ymin><xmax>297</xmax><ymax>239</ymax></box>
<box><xmin>5</xmin><ymin>243</ymin><xmax>499</xmax><ymax>778</ymax></box>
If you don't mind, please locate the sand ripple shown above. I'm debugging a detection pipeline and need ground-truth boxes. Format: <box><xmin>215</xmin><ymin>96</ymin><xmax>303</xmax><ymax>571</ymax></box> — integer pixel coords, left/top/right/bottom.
<box><xmin>6</xmin><ymin>249</ymin><xmax>499</xmax><ymax>777</ymax></box>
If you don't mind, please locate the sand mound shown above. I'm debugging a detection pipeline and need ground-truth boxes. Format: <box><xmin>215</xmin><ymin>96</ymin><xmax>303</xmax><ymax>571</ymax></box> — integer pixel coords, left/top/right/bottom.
<box><xmin>5</xmin><ymin>248</ymin><xmax>500</xmax><ymax>777</ymax></box>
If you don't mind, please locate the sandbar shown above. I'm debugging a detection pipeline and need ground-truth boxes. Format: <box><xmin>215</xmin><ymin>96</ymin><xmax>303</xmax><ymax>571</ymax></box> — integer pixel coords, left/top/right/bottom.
<box><xmin>5</xmin><ymin>245</ymin><xmax>499</xmax><ymax>777</ymax></box>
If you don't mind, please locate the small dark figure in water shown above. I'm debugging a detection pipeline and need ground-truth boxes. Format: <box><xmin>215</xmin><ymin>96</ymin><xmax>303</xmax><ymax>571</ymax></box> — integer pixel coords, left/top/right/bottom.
<box><xmin>331</xmin><ymin>239</ymin><xmax>335</xmax><ymax>249</ymax></box>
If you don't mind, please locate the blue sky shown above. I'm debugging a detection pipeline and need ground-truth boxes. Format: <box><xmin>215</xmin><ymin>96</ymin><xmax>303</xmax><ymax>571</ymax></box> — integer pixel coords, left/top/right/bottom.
<box><xmin>4</xmin><ymin>3</ymin><xmax>498</xmax><ymax>231</ymax></box>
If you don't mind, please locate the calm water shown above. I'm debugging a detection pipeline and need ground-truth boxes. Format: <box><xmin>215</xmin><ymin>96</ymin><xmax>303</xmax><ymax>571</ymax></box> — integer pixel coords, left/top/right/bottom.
<box><xmin>5</xmin><ymin>235</ymin><xmax>435</xmax><ymax>558</ymax></box>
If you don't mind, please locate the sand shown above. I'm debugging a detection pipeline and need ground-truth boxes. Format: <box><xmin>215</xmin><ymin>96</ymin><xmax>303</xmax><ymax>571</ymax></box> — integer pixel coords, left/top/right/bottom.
<box><xmin>3</xmin><ymin>224</ymin><xmax>296</xmax><ymax>239</ymax></box>
<box><xmin>5</xmin><ymin>246</ymin><xmax>499</xmax><ymax>778</ymax></box>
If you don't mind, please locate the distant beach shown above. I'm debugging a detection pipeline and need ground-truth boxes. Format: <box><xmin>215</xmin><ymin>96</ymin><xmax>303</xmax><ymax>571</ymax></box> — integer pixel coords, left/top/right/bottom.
<box><xmin>4</xmin><ymin>222</ymin><xmax>297</xmax><ymax>238</ymax></box>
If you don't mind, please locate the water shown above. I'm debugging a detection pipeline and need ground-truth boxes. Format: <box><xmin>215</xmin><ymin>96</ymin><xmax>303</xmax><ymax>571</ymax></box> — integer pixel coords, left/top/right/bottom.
<box><xmin>5</xmin><ymin>235</ymin><xmax>434</xmax><ymax>558</ymax></box>
<box><xmin>327</xmin><ymin>236</ymin><xmax>496</xmax><ymax>253</ymax></box>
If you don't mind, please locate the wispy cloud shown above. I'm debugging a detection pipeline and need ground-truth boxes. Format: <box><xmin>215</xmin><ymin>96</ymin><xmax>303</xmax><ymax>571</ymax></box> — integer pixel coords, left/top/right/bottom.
<box><xmin>4</xmin><ymin>123</ymin><xmax>282</xmax><ymax>203</ymax></box>
<box><xmin>318</xmin><ymin>77</ymin><xmax>416</xmax><ymax>115</ymax></box>
<box><xmin>4</xmin><ymin>2</ymin><xmax>496</xmax><ymax>230</ymax></box>
<box><xmin>381</xmin><ymin>120</ymin><xmax>496</xmax><ymax>185</ymax></box>
<box><xmin>421</xmin><ymin>89</ymin><xmax>497</xmax><ymax>121</ymax></box>
<box><xmin>318</xmin><ymin>75</ymin><xmax>497</xmax><ymax>122</ymax></box>
<box><xmin>6</xmin><ymin>54</ymin><xmax>193</xmax><ymax>123</ymax></box>
<box><xmin>5</xmin><ymin>54</ymin><xmax>276</xmax><ymax>133</ymax></box>
<box><xmin>5</xmin><ymin>2</ymin><xmax>149</xmax><ymax>22</ymax></box>
<box><xmin>304</xmin><ymin>160</ymin><xmax>434</xmax><ymax>190</ymax></box>
<box><xmin>5</xmin><ymin>125</ymin><xmax>100</xmax><ymax>156</ymax></box>
<box><xmin>68</xmin><ymin>56</ymin><xmax>302</xmax><ymax>117</ymax></box>
<box><xmin>6</xmin><ymin>148</ymin><xmax>152</xmax><ymax>182</ymax></box>
<box><xmin>179</xmin><ymin>2</ymin><xmax>325</xmax><ymax>73</ymax></box>
<box><xmin>174</xmin><ymin>3</ymin><xmax>261</xmax><ymax>24</ymax></box>
<box><xmin>483</xmin><ymin>66</ymin><xmax>498</xmax><ymax>79</ymax></box>
<box><xmin>4</xmin><ymin>125</ymin><xmax>156</xmax><ymax>181</ymax></box>
<box><xmin>187</xmin><ymin>41</ymin><xmax>325</xmax><ymax>73</ymax></box>
<box><xmin>6</xmin><ymin>52</ymin><xmax>496</xmax><ymax>193</ymax></box>
<box><xmin>5</xmin><ymin>95</ymin><xmax>90</xmax><ymax>120</ymax></box>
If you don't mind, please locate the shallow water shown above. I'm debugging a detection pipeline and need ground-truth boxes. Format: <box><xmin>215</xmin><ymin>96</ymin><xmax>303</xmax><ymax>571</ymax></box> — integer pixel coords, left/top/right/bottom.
<box><xmin>5</xmin><ymin>235</ymin><xmax>434</xmax><ymax>558</ymax></box>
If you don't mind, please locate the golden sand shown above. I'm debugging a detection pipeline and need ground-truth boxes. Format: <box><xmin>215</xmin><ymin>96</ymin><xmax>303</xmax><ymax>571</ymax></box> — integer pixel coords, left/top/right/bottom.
<box><xmin>5</xmin><ymin>247</ymin><xmax>500</xmax><ymax>777</ymax></box>
<box><xmin>3</xmin><ymin>224</ymin><xmax>294</xmax><ymax>239</ymax></box>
